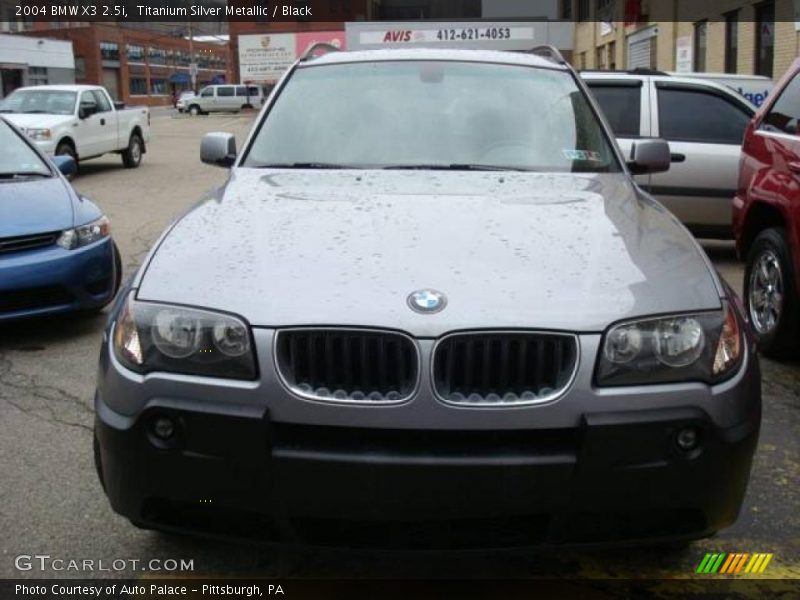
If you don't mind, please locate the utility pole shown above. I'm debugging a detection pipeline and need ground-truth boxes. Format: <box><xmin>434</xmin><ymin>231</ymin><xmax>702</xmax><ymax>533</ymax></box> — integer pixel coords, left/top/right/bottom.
<box><xmin>188</xmin><ymin>16</ymin><xmax>197</xmax><ymax>93</ymax></box>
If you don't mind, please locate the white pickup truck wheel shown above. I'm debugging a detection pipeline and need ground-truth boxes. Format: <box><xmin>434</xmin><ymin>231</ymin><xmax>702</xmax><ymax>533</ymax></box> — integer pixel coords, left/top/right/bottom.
<box><xmin>121</xmin><ymin>133</ymin><xmax>143</xmax><ymax>168</ymax></box>
<box><xmin>55</xmin><ymin>141</ymin><xmax>77</xmax><ymax>168</ymax></box>
<box><xmin>189</xmin><ymin>105</ymin><xmax>201</xmax><ymax>116</ymax></box>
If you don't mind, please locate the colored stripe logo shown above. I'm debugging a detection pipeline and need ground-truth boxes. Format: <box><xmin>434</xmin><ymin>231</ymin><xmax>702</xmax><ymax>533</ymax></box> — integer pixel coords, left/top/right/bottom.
<box><xmin>697</xmin><ymin>553</ymin><xmax>773</xmax><ymax>574</ymax></box>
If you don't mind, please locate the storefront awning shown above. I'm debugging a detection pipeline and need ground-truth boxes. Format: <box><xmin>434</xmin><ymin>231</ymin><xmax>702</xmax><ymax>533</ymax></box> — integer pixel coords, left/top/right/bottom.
<box><xmin>168</xmin><ymin>72</ymin><xmax>191</xmax><ymax>84</ymax></box>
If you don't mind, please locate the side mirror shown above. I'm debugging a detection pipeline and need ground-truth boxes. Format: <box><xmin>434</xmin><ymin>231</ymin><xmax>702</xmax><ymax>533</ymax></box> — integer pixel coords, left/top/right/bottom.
<box><xmin>78</xmin><ymin>105</ymin><xmax>95</xmax><ymax>119</ymax></box>
<box><xmin>200</xmin><ymin>132</ymin><xmax>237</xmax><ymax>168</ymax></box>
<box><xmin>627</xmin><ymin>138</ymin><xmax>671</xmax><ymax>175</ymax></box>
<box><xmin>51</xmin><ymin>154</ymin><xmax>77</xmax><ymax>177</ymax></box>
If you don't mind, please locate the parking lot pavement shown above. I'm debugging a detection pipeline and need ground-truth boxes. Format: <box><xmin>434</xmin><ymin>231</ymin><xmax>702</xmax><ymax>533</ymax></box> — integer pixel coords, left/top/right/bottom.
<box><xmin>0</xmin><ymin>115</ymin><xmax>798</xmax><ymax>581</ymax></box>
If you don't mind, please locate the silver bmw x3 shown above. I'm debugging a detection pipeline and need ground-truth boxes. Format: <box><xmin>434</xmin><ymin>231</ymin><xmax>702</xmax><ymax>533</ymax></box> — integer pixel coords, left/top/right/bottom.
<box><xmin>95</xmin><ymin>47</ymin><xmax>760</xmax><ymax>548</ymax></box>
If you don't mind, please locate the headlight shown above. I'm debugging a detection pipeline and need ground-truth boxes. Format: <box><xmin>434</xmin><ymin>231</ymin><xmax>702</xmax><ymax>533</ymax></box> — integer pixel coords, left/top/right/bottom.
<box><xmin>113</xmin><ymin>292</ymin><xmax>257</xmax><ymax>380</ymax></box>
<box><xmin>24</xmin><ymin>128</ymin><xmax>51</xmax><ymax>141</ymax></box>
<box><xmin>56</xmin><ymin>216</ymin><xmax>110</xmax><ymax>250</ymax></box>
<box><xmin>597</xmin><ymin>302</ymin><xmax>743</xmax><ymax>386</ymax></box>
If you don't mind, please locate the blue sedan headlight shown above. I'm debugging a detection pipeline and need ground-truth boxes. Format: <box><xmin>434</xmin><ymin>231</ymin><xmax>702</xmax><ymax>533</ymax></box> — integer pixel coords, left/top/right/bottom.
<box><xmin>57</xmin><ymin>216</ymin><xmax>110</xmax><ymax>250</ymax></box>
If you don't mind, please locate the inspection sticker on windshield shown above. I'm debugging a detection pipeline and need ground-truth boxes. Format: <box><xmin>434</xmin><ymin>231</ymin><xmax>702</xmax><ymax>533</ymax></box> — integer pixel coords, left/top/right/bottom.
<box><xmin>563</xmin><ymin>149</ymin><xmax>602</xmax><ymax>162</ymax></box>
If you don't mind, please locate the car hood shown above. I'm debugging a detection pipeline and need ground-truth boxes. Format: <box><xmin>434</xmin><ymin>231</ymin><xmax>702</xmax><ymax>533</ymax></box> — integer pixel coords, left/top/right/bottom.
<box><xmin>3</xmin><ymin>113</ymin><xmax>74</xmax><ymax>130</ymax></box>
<box><xmin>0</xmin><ymin>176</ymin><xmax>74</xmax><ymax>237</ymax></box>
<box><xmin>138</xmin><ymin>169</ymin><xmax>722</xmax><ymax>335</ymax></box>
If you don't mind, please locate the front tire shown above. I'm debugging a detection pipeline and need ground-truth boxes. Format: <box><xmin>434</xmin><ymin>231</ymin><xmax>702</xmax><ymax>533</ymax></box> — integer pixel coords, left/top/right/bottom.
<box><xmin>188</xmin><ymin>104</ymin><xmax>201</xmax><ymax>116</ymax></box>
<box><xmin>55</xmin><ymin>141</ymin><xmax>78</xmax><ymax>172</ymax></box>
<box><xmin>121</xmin><ymin>133</ymin><xmax>143</xmax><ymax>168</ymax></box>
<box><xmin>744</xmin><ymin>227</ymin><xmax>800</xmax><ymax>357</ymax></box>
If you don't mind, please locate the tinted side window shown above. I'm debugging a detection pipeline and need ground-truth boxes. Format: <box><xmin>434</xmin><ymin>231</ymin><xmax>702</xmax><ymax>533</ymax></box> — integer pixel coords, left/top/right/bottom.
<box><xmin>92</xmin><ymin>90</ymin><xmax>112</xmax><ymax>112</ymax></box>
<box><xmin>217</xmin><ymin>86</ymin><xmax>234</xmax><ymax>97</ymax></box>
<box><xmin>658</xmin><ymin>87</ymin><xmax>752</xmax><ymax>145</ymax></box>
<box><xmin>200</xmin><ymin>87</ymin><xmax>213</xmax><ymax>97</ymax></box>
<box><xmin>236</xmin><ymin>86</ymin><xmax>247</xmax><ymax>96</ymax></box>
<box><xmin>762</xmin><ymin>73</ymin><xmax>800</xmax><ymax>135</ymax></box>
<box><xmin>587</xmin><ymin>83</ymin><xmax>641</xmax><ymax>137</ymax></box>
<box><xmin>79</xmin><ymin>91</ymin><xmax>98</xmax><ymax>112</ymax></box>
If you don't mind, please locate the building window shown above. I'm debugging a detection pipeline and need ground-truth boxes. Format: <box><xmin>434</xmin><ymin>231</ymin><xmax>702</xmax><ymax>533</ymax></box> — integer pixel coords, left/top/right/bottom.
<box><xmin>596</xmin><ymin>46</ymin><xmax>606</xmax><ymax>70</ymax></box>
<box><xmin>150</xmin><ymin>78</ymin><xmax>168</xmax><ymax>95</ymax></box>
<box><xmin>127</xmin><ymin>44</ymin><xmax>145</xmax><ymax>63</ymax></box>
<box><xmin>608</xmin><ymin>40</ymin><xmax>616</xmax><ymax>69</ymax></box>
<box><xmin>148</xmin><ymin>47</ymin><xmax>166</xmax><ymax>65</ymax></box>
<box><xmin>561</xmin><ymin>0</ymin><xmax>572</xmax><ymax>19</ymax></box>
<box><xmin>755</xmin><ymin>1</ymin><xmax>774</xmax><ymax>78</ymax></box>
<box><xmin>693</xmin><ymin>20</ymin><xmax>707</xmax><ymax>72</ymax></box>
<box><xmin>577</xmin><ymin>0</ymin><xmax>590</xmax><ymax>21</ymax></box>
<box><xmin>100</xmin><ymin>42</ymin><xmax>119</xmax><ymax>62</ymax></box>
<box><xmin>597</xmin><ymin>0</ymin><xmax>613</xmax><ymax>11</ymax></box>
<box><xmin>28</xmin><ymin>66</ymin><xmax>47</xmax><ymax>86</ymax></box>
<box><xmin>725</xmin><ymin>11</ymin><xmax>738</xmax><ymax>74</ymax></box>
<box><xmin>129</xmin><ymin>76</ymin><xmax>148</xmax><ymax>95</ymax></box>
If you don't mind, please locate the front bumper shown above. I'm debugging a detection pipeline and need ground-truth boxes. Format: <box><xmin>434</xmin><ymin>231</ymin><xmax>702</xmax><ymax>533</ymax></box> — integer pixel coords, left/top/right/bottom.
<box><xmin>94</xmin><ymin>329</ymin><xmax>761</xmax><ymax>548</ymax></box>
<box><xmin>32</xmin><ymin>139</ymin><xmax>57</xmax><ymax>155</ymax></box>
<box><xmin>0</xmin><ymin>237</ymin><xmax>116</xmax><ymax>321</ymax></box>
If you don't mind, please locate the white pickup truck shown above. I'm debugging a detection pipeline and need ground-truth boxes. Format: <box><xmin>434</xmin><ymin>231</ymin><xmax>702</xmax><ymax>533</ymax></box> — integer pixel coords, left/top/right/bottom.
<box><xmin>0</xmin><ymin>84</ymin><xmax>150</xmax><ymax>169</ymax></box>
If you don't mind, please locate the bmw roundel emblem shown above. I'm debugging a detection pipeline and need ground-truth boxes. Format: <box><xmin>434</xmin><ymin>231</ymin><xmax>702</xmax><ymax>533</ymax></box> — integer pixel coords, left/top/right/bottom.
<box><xmin>407</xmin><ymin>289</ymin><xmax>447</xmax><ymax>314</ymax></box>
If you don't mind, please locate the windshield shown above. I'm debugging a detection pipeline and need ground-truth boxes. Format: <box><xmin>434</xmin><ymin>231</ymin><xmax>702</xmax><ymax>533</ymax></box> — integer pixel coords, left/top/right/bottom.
<box><xmin>243</xmin><ymin>61</ymin><xmax>620</xmax><ymax>172</ymax></box>
<box><xmin>0</xmin><ymin>90</ymin><xmax>77</xmax><ymax>115</ymax></box>
<box><xmin>0</xmin><ymin>119</ymin><xmax>51</xmax><ymax>177</ymax></box>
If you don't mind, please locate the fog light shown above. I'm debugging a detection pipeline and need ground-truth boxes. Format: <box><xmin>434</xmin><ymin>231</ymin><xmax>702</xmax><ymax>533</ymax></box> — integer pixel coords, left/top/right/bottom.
<box><xmin>152</xmin><ymin>416</ymin><xmax>175</xmax><ymax>440</ymax></box>
<box><xmin>676</xmin><ymin>427</ymin><xmax>700</xmax><ymax>451</ymax></box>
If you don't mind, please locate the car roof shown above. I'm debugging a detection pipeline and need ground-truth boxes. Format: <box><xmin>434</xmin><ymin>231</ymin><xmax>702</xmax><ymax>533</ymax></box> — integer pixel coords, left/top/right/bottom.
<box><xmin>13</xmin><ymin>84</ymin><xmax>100</xmax><ymax>92</ymax></box>
<box><xmin>301</xmin><ymin>48</ymin><xmax>568</xmax><ymax>71</ymax></box>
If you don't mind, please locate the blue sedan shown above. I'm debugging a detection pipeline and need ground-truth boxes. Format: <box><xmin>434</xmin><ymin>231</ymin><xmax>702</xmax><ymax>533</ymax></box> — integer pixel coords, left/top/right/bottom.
<box><xmin>0</xmin><ymin>117</ymin><xmax>120</xmax><ymax>321</ymax></box>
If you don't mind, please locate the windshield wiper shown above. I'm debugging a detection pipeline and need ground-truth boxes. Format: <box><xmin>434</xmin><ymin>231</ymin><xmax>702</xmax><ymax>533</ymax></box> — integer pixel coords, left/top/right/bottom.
<box><xmin>383</xmin><ymin>164</ymin><xmax>535</xmax><ymax>172</ymax></box>
<box><xmin>0</xmin><ymin>109</ymin><xmax>15</xmax><ymax>113</ymax></box>
<box><xmin>0</xmin><ymin>171</ymin><xmax>50</xmax><ymax>179</ymax></box>
<box><xmin>22</xmin><ymin>110</ymin><xmax>49</xmax><ymax>114</ymax></box>
<box><xmin>251</xmin><ymin>162</ymin><xmax>360</xmax><ymax>170</ymax></box>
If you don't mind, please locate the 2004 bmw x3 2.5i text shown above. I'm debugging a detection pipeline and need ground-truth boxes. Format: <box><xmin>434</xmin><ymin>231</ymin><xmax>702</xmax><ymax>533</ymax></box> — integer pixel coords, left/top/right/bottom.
<box><xmin>95</xmin><ymin>47</ymin><xmax>760</xmax><ymax>548</ymax></box>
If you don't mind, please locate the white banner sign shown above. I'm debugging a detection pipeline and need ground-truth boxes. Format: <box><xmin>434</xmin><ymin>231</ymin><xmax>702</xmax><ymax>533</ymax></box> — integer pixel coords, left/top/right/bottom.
<box><xmin>238</xmin><ymin>33</ymin><xmax>296</xmax><ymax>83</ymax></box>
<box><xmin>358</xmin><ymin>26</ymin><xmax>535</xmax><ymax>46</ymax></box>
<box><xmin>675</xmin><ymin>35</ymin><xmax>692</xmax><ymax>73</ymax></box>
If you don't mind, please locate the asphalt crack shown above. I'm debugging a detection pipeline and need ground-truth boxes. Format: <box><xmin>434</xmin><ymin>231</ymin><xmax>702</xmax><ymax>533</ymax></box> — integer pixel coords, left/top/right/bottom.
<box><xmin>0</xmin><ymin>353</ymin><xmax>92</xmax><ymax>432</ymax></box>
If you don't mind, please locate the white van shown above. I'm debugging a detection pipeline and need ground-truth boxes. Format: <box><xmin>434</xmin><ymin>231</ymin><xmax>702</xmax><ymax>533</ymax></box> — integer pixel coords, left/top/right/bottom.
<box><xmin>667</xmin><ymin>72</ymin><xmax>774</xmax><ymax>107</ymax></box>
<box><xmin>179</xmin><ymin>85</ymin><xmax>264</xmax><ymax>115</ymax></box>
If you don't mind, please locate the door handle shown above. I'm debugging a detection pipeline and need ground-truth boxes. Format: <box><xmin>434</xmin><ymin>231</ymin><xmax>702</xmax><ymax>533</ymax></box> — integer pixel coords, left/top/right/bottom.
<box><xmin>100</xmin><ymin>118</ymin><xmax>106</xmax><ymax>126</ymax></box>
<box><xmin>670</xmin><ymin>153</ymin><xmax>686</xmax><ymax>163</ymax></box>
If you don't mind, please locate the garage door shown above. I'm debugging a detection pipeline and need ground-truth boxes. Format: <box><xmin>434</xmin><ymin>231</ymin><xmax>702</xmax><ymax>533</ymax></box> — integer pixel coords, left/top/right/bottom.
<box><xmin>627</xmin><ymin>38</ymin><xmax>652</xmax><ymax>69</ymax></box>
<box><xmin>102</xmin><ymin>68</ymin><xmax>119</xmax><ymax>100</ymax></box>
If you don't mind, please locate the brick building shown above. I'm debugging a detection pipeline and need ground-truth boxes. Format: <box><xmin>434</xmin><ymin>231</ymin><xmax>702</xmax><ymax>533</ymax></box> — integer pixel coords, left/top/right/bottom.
<box><xmin>22</xmin><ymin>24</ymin><xmax>230</xmax><ymax>106</ymax></box>
<box><xmin>570</xmin><ymin>0</ymin><xmax>797</xmax><ymax>81</ymax></box>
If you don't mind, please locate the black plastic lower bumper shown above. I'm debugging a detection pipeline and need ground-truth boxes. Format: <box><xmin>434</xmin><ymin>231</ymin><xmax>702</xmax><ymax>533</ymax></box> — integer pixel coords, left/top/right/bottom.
<box><xmin>94</xmin><ymin>395</ymin><xmax>759</xmax><ymax>548</ymax></box>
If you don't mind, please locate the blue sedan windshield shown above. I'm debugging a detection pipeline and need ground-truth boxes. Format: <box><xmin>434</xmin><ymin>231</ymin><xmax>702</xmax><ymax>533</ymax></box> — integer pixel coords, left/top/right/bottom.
<box><xmin>0</xmin><ymin>120</ymin><xmax>51</xmax><ymax>177</ymax></box>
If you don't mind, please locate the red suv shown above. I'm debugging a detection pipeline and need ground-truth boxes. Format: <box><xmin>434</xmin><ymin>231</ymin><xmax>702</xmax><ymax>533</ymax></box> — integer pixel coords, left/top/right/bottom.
<box><xmin>734</xmin><ymin>58</ymin><xmax>800</xmax><ymax>357</ymax></box>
